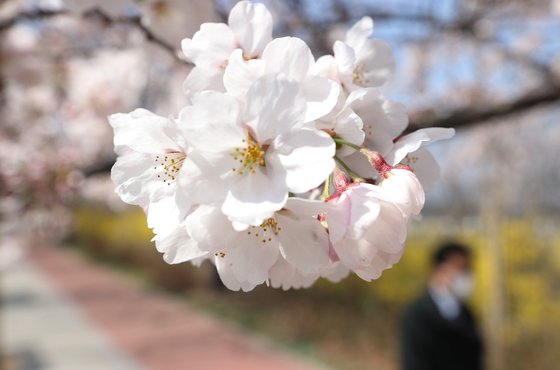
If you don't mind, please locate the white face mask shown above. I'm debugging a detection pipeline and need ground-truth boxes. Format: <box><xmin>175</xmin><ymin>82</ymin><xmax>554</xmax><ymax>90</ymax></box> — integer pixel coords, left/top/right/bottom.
<box><xmin>449</xmin><ymin>272</ymin><xmax>475</xmax><ymax>300</ymax></box>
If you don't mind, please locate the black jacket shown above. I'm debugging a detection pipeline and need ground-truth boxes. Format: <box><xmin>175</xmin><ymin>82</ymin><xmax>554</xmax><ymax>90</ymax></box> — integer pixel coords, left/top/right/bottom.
<box><xmin>400</xmin><ymin>291</ymin><xmax>484</xmax><ymax>370</ymax></box>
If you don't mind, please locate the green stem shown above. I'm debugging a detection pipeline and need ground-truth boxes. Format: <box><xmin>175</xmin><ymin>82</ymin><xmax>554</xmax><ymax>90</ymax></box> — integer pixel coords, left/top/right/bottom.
<box><xmin>334</xmin><ymin>156</ymin><xmax>364</xmax><ymax>182</ymax></box>
<box><xmin>333</xmin><ymin>137</ymin><xmax>362</xmax><ymax>151</ymax></box>
<box><xmin>321</xmin><ymin>174</ymin><xmax>331</xmax><ymax>200</ymax></box>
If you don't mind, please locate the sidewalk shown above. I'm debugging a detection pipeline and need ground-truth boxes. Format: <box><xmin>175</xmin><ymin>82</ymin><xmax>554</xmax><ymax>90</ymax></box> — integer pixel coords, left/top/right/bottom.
<box><xmin>1</xmin><ymin>246</ymin><xmax>331</xmax><ymax>370</ymax></box>
<box><xmin>1</xmin><ymin>256</ymin><xmax>143</xmax><ymax>370</ymax></box>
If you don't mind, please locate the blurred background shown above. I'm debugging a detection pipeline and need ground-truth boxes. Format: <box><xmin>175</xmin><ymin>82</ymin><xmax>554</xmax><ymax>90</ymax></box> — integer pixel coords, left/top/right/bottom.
<box><xmin>1</xmin><ymin>0</ymin><xmax>560</xmax><ymax>369</ymax></box>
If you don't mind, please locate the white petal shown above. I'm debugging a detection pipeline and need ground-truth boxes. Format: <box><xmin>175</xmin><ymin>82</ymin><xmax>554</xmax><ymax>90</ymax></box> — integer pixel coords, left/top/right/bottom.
<box><xmin>222</xmin><ymin>49</ymin><xmax>264</xmax><ymax>99</ymax></box>
<box><xmin>320</xmin><ymin>261</ymin><xmax>350</xmax><ymax>283</ymax></box>
<box><xmin>353</xmin><ymin>39</ymin><xmax>395</xmax><ymax>87</ymax></box>
<box><xmin>333</xmin><ymin>107</ymin><xmax>365</xmax><ymax>156</ymax></box>
<box><xmin>361</xmin><ymin>201</ymin><xmax>409</xmax><ymax>254</ymax></box>
<box><xmin>301</xmin><ymin>75</ymin><xmax>340</xmax><ymax>122</ymax></box>
<box><xmin>183</xmin><ymin>66</ymin><xmax>225</xmax><ymax>100</ymax></box>
<box><xmin>222</xmin><ymin>166</ymin><xmax>288</xmax><ymax>227</ymax></box>
<box><xmin>313</xmin><ymin>55</ymin><xmax>339</xmax><ymax>81</ymax></box>
<box><xmin>262</xmin><ymin>37</ymin><xmax>314</xmax><ymax>81</ymax></box>
<box><xmin>284</xmin><ymin>197</ymin><xmax>332</xmax><ymax>216</ymax></box>
<box><xmin>218</xmin><ymin>231</ymin><xmax>279</xmax><ymax>287</ymax></box>
<box><xmin>185</xmin><ymin>206</ymin><xmax>238</xmax><ymax>252</ymax></box>
<box><xmin>349</xmin><ymin>88</ymin><xmax>408</xmax><ymax>143</ymax></box>
<box><xmin>178</xmin><ymin>151</ymin><xmax>234</xmax><ymax>205</ymax></box>
<box><xmin>380</xmin><ymin>169</ymin><xmax>425</xmax><ymax>216</ymax></box>
<box><xmin>345</xmin><ymin>185</ymin><xmax>383</xmax><ymax>240</ymax></box>
<box><xmin>333</xmin><ymin>40</ymin><xmax>356</xmax><ymax>78</ymax></box>
<box><xmin>244</xmin><ymin>74</ymin><xmax>306</xmax><ymax>144</ymax></box>
<box><xmin>273</xmin><ymin>128</ymin><xmax>335</xmax><ymax>194</ymax></box>
<box><xmin>215</xmin><ymin>258</ymin><xmax>257</xmax><ymax>292</ymax></box>
<box><xmin>187</xmin><ymin>205</ymin><xmax>280</xmax><ymax>289</ymax></box>
<box><xmin>147</xmin><ymin>196</ymin><xmax>184</xmax><ymax>236</ymax></box>
<box><xmin>268</xmin><ymin>257</ymin><xmax>318</xmax><ymax>290</ymax></box>
<box><xmin>181</xmin><ymin>23</ymin><xmax>236</xmax><ymax>68</ymax></box>
<box><xmin>345</xmin><ymin>17</ymin><xmax>373</xmax><ymax>52</ymax></box>
<box><xmin>404</xmin><ymin>148</ymin><xmax>441</xmax><ymax>191</ymax></box>
<box><xmin>326</xmin><ymin>193</ymin><xmax>351</xmax><ymax>244</ymax></box>
<box><xmin>179</xmin><ymin>91</ymin><xmax>245</xmax><ymax>152</ymax></box>
<box><xmin>277</xmin><ymin>211</ymin><xmax>330</xmax><ymax>274</ymax></box>
<box><xmin>387</xmin><ymin>127</ymin><xmax>455</xmax><ymax>165</ymax></box>
<box><xmin>228</xmin><ymin>1</ymin><xmax>273</xmax><ymax>58</ymax></box>
<box><xmin>109</xmin><ymin>109</ymin><xmax>181</xmax><ymax>154</ymax></box>
<box><xmin>354</xmin><ymin>249</ymin><xmax>403</xmax><ymax>281</ymax></box>
<box><xmin>153</xmin><ymin>223</ymin><xmax>208</xmax><ymax>264</ymax></box>
<box><xmin>111</xmin><ymin>152</ymin><xmax>173</xmax><ymax>206</ymax></box>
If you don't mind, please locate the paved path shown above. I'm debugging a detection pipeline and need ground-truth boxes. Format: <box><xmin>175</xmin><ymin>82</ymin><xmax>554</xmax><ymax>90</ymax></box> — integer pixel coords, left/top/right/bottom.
<box><xmin>2</xmin><ymin>246</ymin><xmax>331</xmax><ymax>370</ymax></box>
<box><xmin>1</xmin><ymin>256</ymin><xmax>143</xmax><ymax>370</ymax></box>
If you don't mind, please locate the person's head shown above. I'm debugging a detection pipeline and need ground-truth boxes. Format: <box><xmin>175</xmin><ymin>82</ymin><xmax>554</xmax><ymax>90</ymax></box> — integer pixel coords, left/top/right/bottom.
<box><xmin>430</xmin><ymin>241</ymin><xmax>474</xmax><ymax>299</ymax></box>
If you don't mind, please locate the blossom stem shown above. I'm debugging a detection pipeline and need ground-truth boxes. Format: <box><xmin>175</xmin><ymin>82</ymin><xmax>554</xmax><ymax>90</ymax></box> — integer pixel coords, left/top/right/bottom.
<box><xmin>333</xmin><ymin>137</ymin><xmax>362</xmax><ymax>151</ymax></box>
<box><xmin>334</xmin><ymin>156</ymin><xmax>364</xmax><ymax>183</ymax></box>
<box><xmin>321</xmin><ymin>174</ymin><xmax>331</xmax><ymax>200</ymax></box>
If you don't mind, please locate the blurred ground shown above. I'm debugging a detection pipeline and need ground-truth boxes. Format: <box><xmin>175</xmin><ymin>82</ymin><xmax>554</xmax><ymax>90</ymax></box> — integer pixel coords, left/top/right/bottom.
<box><xmin>1</xmin><ymin>246</ymin><xmax>331</xmax><ymax>370</ymax></box>
<box><xmin>1</xmin><ymin>257</ymin><xmax>142</xmax><ymax>370</ymax></box>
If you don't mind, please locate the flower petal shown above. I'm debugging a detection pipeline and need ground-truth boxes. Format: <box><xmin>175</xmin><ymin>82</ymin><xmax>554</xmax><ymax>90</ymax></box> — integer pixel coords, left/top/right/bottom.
<box><xmin>273</xmin><ymin>128</ymin><xmax>335</xmax><ymax>194</ymax></box>
<box><xmin>387</xmin><ymin>127</ymin><xmax>455</xmax><ymax>165</ymax></box>
<box><xmin>244</xmin><ymin>74</ymin><xmax>306</xmax><ymax>144</ymax></box>
<box><xmin>353</xmin><ymin>39</ymin><xmax>395</xmax><ymax>87</ymax></box>
<box><xmin>402</xmin><ymin>148</ymin><xmax>441</xmax><ymax>191</ymax></box>
<box><xmin>268</xmin><ymin>257</ymin><xmax>318</xmax><ymax>290</ymax></box>
<box><xmin>380</xmin><ymin>169</ymin><xmax>425</xmax><ymax>216</ymax></box>
<box><xmin>181</xmin><ymin>22</ymin><xmax>236</xmax><ymax>68</ymax></box>
<box><xmin>179</xmin><ymin>91</ymin><xmax>245</xmax><ymax>152</ymax></box>
<box><xmin>153</xmin><ymin>222</ymin><xmax>208</xmax><ymax>264</ymax></box>
<box><xmin>228</xmin><ymin>1</ymin><xmax>273</xmax><ymax>58</ymax></box>
<box><xmin>109</xmin><ymin>109</ymin><xmax>181</xmax><ymax>154</ymax></box>
<box><xmin>183</xmin><ymin>66</ymin><xmax>225</xmax><ymax>100</ymax></box>
<box><xmin>301</xmin><ymin>75</ymin><xmax>340</xmax><ymax>122</ymax></box>
<box><xmin>262</xmin><ymin>37</ymin><xmax>314</xmax><ymax>81</ymax></box>
<box><xmin>185</xmin><ymin>206</ymin><xmax>238</xmax><ymax>252</ymax></box>
<box><xmin>111</xmin><ymin>152</ymin><xmax>173</xmax><ymax>206</ymax></box>
<box><xmin>222</xmin><ymin>49</ymin><xmax>264</xmax><ymax>100</ymax></box>
<box><xmin>222</xmin><ymin>166</ymin><xmax>288</xmax><ymax>228</ymax></box>
<box><xmin>345</xmin><ymin>17</ymin><xmax>373</xmax><ymax>52</ymax></box>
<box><xmin>277</xmin><ymin>210</ymin><xmax>330</xmax><ymax>274</ymax></box>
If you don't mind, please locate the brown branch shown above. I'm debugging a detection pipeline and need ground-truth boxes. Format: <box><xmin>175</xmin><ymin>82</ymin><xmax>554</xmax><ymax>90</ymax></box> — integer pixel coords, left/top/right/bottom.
<box><xmin>0</xmin><ymin>8</ymin><xmax>191</xmax><ymax>65</ymax></box>
<box><xmin>407</xmin><ymin>85</ymin><xmax>560</xmax><ymax>132</ymax></box>
<box><xmin>0</xmin><ymin>9</ymin><xmax>64</xmax><ymax>32</ymax></box>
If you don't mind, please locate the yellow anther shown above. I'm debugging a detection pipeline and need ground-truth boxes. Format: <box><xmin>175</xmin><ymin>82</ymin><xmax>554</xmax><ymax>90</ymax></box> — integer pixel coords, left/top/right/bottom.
<box><xmin>231</xmin><ymin>135</ymin><xmax>266</xmax><ymax>175</ymax></box>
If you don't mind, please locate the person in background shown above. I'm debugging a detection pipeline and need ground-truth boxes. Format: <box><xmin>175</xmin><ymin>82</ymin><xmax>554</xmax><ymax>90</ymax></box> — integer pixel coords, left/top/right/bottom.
<box><xmin>400</xmin><ymin>241</ymin><xmax>484</xmax><ymax>370</ymax></box>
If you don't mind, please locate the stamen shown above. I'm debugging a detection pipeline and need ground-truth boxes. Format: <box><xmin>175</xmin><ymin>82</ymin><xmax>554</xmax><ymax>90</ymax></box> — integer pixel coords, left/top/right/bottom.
<box><xmin>402</xmin><ymin>154</ymin><xmax>419</xmax><ymax>167</ymax></box>
<box><xmin>231</xmin><ymin>135</ymin><xmax>266</xmax><ymax>176</ymax></box>
<box><xmin>154</xmin><ymin>151</ymin><xmax>186</xmax><ymax>185</ymax></box>
<box><xmin>353</xmin><ymin>63</ymin><xmax>367</xmax><ymax>85</ymax></box>
<box><xmin>247</xmin><ymin>217</ymin><xmax>280</xmax><ymax>244</ymax></box>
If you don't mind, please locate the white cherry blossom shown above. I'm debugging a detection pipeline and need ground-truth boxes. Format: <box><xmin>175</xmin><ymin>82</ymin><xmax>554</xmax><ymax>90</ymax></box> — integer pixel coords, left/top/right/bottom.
<box><xmin>179</xmin><ymin>74</ymin><xmax>335</xmax><ymax>228</ymax></box>
<box><xmin>186</xmin><ymin>198</ymin><xmax>330</xmax><ymax>291</ymax></box>
<box><xmin>223</xmin><ymin>36</ymin><xmax>341</xmax><ymax>122</ymax></box>
<box><xmin>181</xmin><ymin>1</ymin><xmax>273</xmax><ymax>98</ymax></box>
<box><xmin>315</xmin><ymin>91</ymin><xmax>364</xmax><ymax>157</ymax></box>
<box><xmin>109</xmin><ymin>108</ymin><xmax>190</xmax><ymax>221</ymax></box>
<box><xmin>325</xmin><ymin>167</ymin><xmax>424</xmax><ymax>281</ymax></box>
<box><xmin>105</xmin><ymin>0</ymin><xmax>455</xmax><ymax>291</ymax></box>
<box><xmin>341</xmin><ymin>88</ymin><xmax>408</xmax><ymax>179</ymax></box>
<box><xmin>334</xmin><ymin>17</ymin><xmax>395</xmax><ymax>91</ymax></box>
<box><xmin>152</xmin><ymin>220</ymin><xmax>208</xmax><ymax>265</ymax></box>
<box><xmin>385</xmin><ymin>128</ymin><xmax>455</xmax><ymax>189</ymax></box>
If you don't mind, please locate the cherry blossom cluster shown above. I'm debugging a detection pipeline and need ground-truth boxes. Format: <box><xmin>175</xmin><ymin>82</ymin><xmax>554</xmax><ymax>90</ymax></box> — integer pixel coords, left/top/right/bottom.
<box><xmin>109</xmin><ymin>1</ymin><xmax>454</xmax><ymax>291</ymax></box>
